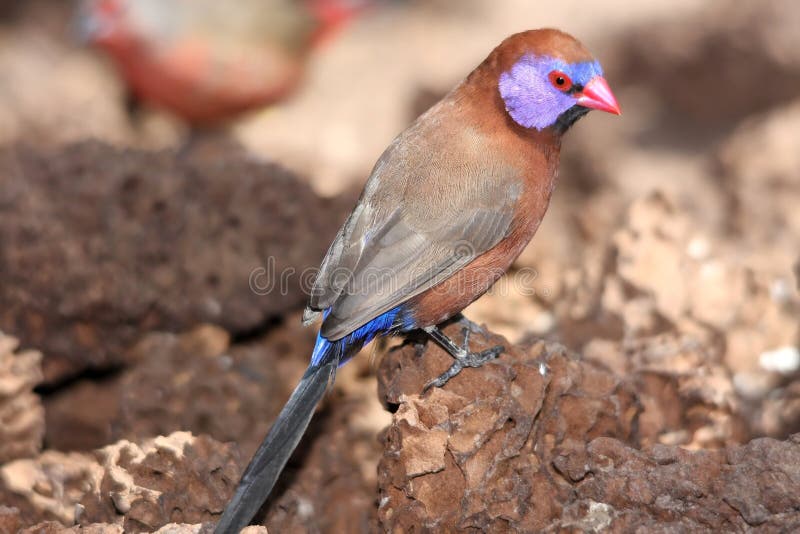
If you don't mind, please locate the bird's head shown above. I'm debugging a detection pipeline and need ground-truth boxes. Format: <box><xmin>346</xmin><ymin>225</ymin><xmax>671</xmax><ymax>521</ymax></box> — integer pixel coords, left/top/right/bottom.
<box><xmin>494</xmin><ymin>29</ymin><xmax>620</xmax><ymax>133</ymax></box>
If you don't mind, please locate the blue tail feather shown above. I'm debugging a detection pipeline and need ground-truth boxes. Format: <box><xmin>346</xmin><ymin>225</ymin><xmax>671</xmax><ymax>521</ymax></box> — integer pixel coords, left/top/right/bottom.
<box><xmin>310</xmin><ymin>306</ymin><xmax>408</xmax><ymax>366</ymax></box>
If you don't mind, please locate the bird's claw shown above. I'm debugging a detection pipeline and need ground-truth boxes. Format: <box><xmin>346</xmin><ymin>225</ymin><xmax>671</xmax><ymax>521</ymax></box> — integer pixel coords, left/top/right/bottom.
<box><xmin>423</xmin><ymin>337</ymin><xmax>503</xmax><ymax>392</ymax></box>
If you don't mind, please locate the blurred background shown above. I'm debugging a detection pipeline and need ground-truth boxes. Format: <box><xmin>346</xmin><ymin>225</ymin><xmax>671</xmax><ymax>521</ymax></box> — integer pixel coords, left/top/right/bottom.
<box><xmin>0</xmin><ymin>0</ymin><xmax>799</xmax><ymax>531</ymax></box>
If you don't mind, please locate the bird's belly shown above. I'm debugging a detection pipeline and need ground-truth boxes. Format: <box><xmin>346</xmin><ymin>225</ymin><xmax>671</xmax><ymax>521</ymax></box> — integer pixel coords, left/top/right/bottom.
<box><xmin>118</xmin><ymin>40</ymin><xmax>301</xmax><ymax>124</ymax></box>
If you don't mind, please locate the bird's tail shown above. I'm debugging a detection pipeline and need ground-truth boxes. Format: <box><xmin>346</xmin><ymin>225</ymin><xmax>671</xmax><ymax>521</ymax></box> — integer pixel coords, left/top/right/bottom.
<box><xmin>214</xmin><ymin>342</ymin><xmax>340</xmax><ymax>534</ymax></box>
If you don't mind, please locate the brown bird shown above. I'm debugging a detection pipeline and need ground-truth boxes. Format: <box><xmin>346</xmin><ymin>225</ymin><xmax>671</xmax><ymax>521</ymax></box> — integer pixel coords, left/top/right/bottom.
<box><xmin>216</xmin><ymin>28</ymin><xmax>620</xmax><ymax>533</ymax></box>
<box><xmin>77</xmin><ymin>0</ymin><xmax>370</xmax><ymax>125</ymax></box>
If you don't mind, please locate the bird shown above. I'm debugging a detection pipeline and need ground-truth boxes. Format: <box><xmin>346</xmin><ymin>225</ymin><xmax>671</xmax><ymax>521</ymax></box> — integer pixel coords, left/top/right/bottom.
<box><xmin>215</xmin><ymin>28</ymin><xmax>620</xmax><ymax>533</ymax></box>
<box><xmin>76</xmin><ymin>0</ymin><xmax>373</xmax><ymax>125</ymax></box>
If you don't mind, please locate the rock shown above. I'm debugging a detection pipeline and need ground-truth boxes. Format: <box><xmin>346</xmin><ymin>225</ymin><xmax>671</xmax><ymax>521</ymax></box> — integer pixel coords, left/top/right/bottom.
<box><xmin>42</xmin><ymin>378</ymin><xmax>121</xmax><ymax>452</ymax></box>
<box><xmin>560</xmin><ymin>436</ymin><xmax>800</xmax><ymax>531</ymax></box>
<box><xmin>717</xmin><ymin>99</ymin><xmax>800</xmax><ymax>258</ymax></box>
<box><xmin>20</xmin><ymin>522</ymin><xmax>124</xmax><ymax>534</ymax></box>
<box><xmin>79</xmin><ymin>433</ymin><xmax>241</xmax><ymax>532</ymax></box>
<box><xmin>376</xmin><ymin>324</ymin><xmax>800</xmax><ymax>531</ymax></box>
<box><xmin>15</xmin><ymin>522</ymin><xmax>261</xmax><ymax>533</ymax></box>
<box><xmin>612</xmin><ymin>0</ymin><xmax>800</xmax><ymax>129</ymax></box>
<box><xmin>114</xmin><ymin>323</ymin><xmax>310</xmax><ymax>459</ymax></box>
<box><xmin>376</xmin><ymin>323</ymin><xmax>640</xmax><ymax>532</ymax></box>
<box><xmin>0</xmin><ymin>505</ymin><xmax>22</xmax><ymax>534</ymax></box>
<box><xmin>0</xmin><ymin>142</ymin><xmax>343</xmax><ymax>383</ymax></box>
<box><xmin>0</xmin><ymin>331</ymin><xmax>44</xmax><ymax>463</ymax></box>
<box><xmin>0</xmin><ymin>450</ymin><xmax>100</xmax><ymax>526</ymax></box>
<box><xmin>0</xmin><ymin>432</ymin><xmax>242</xmax><ymax>532</ymax></box>
<box><xmin>40</xmin><ymin>320</ymin><xmax>313</xmax><ymax>457</ymax></box>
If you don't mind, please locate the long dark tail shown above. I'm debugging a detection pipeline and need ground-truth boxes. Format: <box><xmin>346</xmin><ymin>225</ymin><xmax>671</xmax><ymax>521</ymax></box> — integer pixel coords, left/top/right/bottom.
<box><xmin>214</xmin><ymin>357</ymin><xmax>339</xmax><ymax>534</ymax></box>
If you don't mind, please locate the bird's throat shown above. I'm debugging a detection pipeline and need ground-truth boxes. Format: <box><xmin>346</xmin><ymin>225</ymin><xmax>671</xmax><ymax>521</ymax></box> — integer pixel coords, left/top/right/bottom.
<box><xmin>554</xmin><ymin>105</ymin><xmax>590</xmax><ymax>134</ymax></box>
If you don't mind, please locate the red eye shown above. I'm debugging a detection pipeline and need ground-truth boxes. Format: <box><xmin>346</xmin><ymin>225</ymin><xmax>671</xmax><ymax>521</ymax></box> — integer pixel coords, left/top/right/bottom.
<box><xmin>549</xmin><ymin>71</ymin><xmax>573</xmax><ymax>91</ymax></box>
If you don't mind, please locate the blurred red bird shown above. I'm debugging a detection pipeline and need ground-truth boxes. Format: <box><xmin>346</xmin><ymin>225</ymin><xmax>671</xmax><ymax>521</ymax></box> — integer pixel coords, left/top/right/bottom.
<box><xmin>78</xmin><ymin>0</ymin><xmax>370</xmax><ymax>124</ymax></box>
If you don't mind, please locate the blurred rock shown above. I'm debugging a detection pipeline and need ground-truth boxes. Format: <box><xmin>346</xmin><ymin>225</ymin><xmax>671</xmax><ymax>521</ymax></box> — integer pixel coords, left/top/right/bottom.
<box><xmin>43</xmin><ymin>378</ymin><xmax>121</xmax><ymax>452</ymax></box>
<box><xmin>114</xmin><ymin>323</ymin><xmax>310</xmax><ymax>459</ymax></box>
<box><xmin>37</xmin><ymin>319</ymin><xmax>382</xmax><ymax>533</ymax></box>
<box><xmin>0</xmin><ymin>142</ymin><xmax>342</xmax><ymax>383</ymax></box>
<box><xmin>0</xmin><ymin>3</ymin><xmax>144</xmax><ymax>149</ymax></box>
<box><xmin>612</xmin><ymin>0</ymin><xmax>800</xmax><ymax>133</ymax></box>
<box><xmin>612</xmin><ymin>194</ymin><xmax>693</xmax><ymax>323</ymax></box>
<box><xmin>716</xmin><ymin>99</ymin><xmax>800</xmax><ymax>255</ymax></box>
<box><xmin>542</xmin><ymin>193</ymin><xmax>798</xmax><ymax>444</ymax></box>
<box><xmin>0</xmin><ymin>332</ymin><xmax>44</xmax><ymax>463</ymax></box>
<box><xmin>18</xmin><ymin>522</ymin><xmax>265</xmax><ymax>533</ymax></box>
<box><xmin>40</xmin><ymin>320</ymin><xmax>311</xmax><ymax>456</ymax></box>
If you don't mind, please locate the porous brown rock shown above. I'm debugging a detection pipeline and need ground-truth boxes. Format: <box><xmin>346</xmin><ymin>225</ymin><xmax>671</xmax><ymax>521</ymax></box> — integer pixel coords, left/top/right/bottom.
<box><xmin>0</xmin><ymin>450</ymin><xmax>100</xmax><ymax>526</ymax></box>
<box><xmin>0</xmin><ymin>505</ymin><xmax>22</xmax><ymax>534</ymax></box>
<box><xmin>0</xmin><ymin>332</ymin><xmax>44</xmax><ymax>463</ymax></box>
<box><xmin>556</xmin><ymin>436</ymin><xmax>800</xmax><ymax>531</ymax></box>
<box><xmin>79</xmin><ymin>433</ymin><xmax>241</xmax><ymax>532</ymax></box>
<box><xmin>0</xmin><ymin>432</ymin><xmax>243</xmax><ymax>532</ymax></box>
<box><xmin>377</xmin><ymin>324</ymin><xmax>800</xmax><ymax>532</ymax></box>
<box><xmin>612</xmin><ymin>0</ymin><xmax>800</xmax><ymax>128</ymax></box>
<box><xmin>114</xmin><ymin>323</ymin><xmax>312</xmax><ymax>459</ymax></box>
<box><xmin>0</xmin><ymin>142</ymin><xmax>342</xmax><ymax>383</ymax></box>
<box><xmin>17</xmin><ymin>522</ymin><xmax>268</xmax><ymax>533</ymax></box>
<box><xmin>40</xmin><ymin>320</ymin><xmax>313</xmax><ymax>457</ymax></box>
<box><xmin>377</xmin><ymin>323</ymin><xmax>640</xmax><ymax>531</ymax></box>
<box><xmin>19</xmin><ymin>522</ymin><xmax>123</xmax><ymax>534</ymax></box>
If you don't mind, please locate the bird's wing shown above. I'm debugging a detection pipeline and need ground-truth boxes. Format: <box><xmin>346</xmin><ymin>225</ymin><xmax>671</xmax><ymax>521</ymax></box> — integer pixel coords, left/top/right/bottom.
<box><xmin>306</xmin><ymin>123</ymin><xmax>523</xmax><ymax>341</ymax></box>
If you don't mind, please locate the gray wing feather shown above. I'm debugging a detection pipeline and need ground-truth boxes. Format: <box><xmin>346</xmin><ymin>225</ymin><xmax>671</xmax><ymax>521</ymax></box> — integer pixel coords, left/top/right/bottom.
<box><xmin>320</xmin><ymin>206</ymin><xmax>514</xmax><ymax>340</ymax></box>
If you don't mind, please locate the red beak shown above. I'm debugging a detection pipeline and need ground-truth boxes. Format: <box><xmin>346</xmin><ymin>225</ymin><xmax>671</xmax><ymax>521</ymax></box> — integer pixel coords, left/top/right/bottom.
<box><xmin>577</xmin><ymin>76</ymin><xmax>621</xmax><ymax>115</ymax></box>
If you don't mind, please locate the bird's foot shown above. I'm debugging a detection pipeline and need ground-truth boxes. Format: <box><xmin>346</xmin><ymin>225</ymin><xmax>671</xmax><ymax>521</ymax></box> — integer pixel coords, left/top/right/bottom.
<box><xmin>423</xmin><ymin>327</ymin><xmax>503</xmax><ymax>391</ymax></box>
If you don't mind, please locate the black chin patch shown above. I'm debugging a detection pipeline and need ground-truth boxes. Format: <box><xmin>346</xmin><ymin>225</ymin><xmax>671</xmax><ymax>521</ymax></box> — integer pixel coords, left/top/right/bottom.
<box><xmin>555</xmin><ymin>105</ymin><xmax>590</xmax><ymax>133</ymax></box>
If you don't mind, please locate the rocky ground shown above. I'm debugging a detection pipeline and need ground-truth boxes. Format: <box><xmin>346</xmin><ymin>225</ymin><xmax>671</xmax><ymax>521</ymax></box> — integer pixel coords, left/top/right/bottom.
<box><xmin>1</xmin><ymin>0</ymin><xmax>799</xmax><ymax>533</ymax></box>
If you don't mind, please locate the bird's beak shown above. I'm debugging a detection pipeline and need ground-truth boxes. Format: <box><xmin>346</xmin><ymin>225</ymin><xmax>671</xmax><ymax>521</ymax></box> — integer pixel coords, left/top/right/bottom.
<box><xmin>576</xmin><ymin>76</ymin><xmax>621</xmax><ymax>115</ymax></box>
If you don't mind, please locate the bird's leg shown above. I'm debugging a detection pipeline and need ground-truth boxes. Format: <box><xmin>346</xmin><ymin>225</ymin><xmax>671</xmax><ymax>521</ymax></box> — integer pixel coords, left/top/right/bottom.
<box><xmin>422</xmin><ymin>324</ymin><xmax>503</xmax><ymax>391</ymax></box>
<box><xmin>454</xmin><ymin>313</ymin><xmax>489</xmax><ymax>335</ymax></box>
